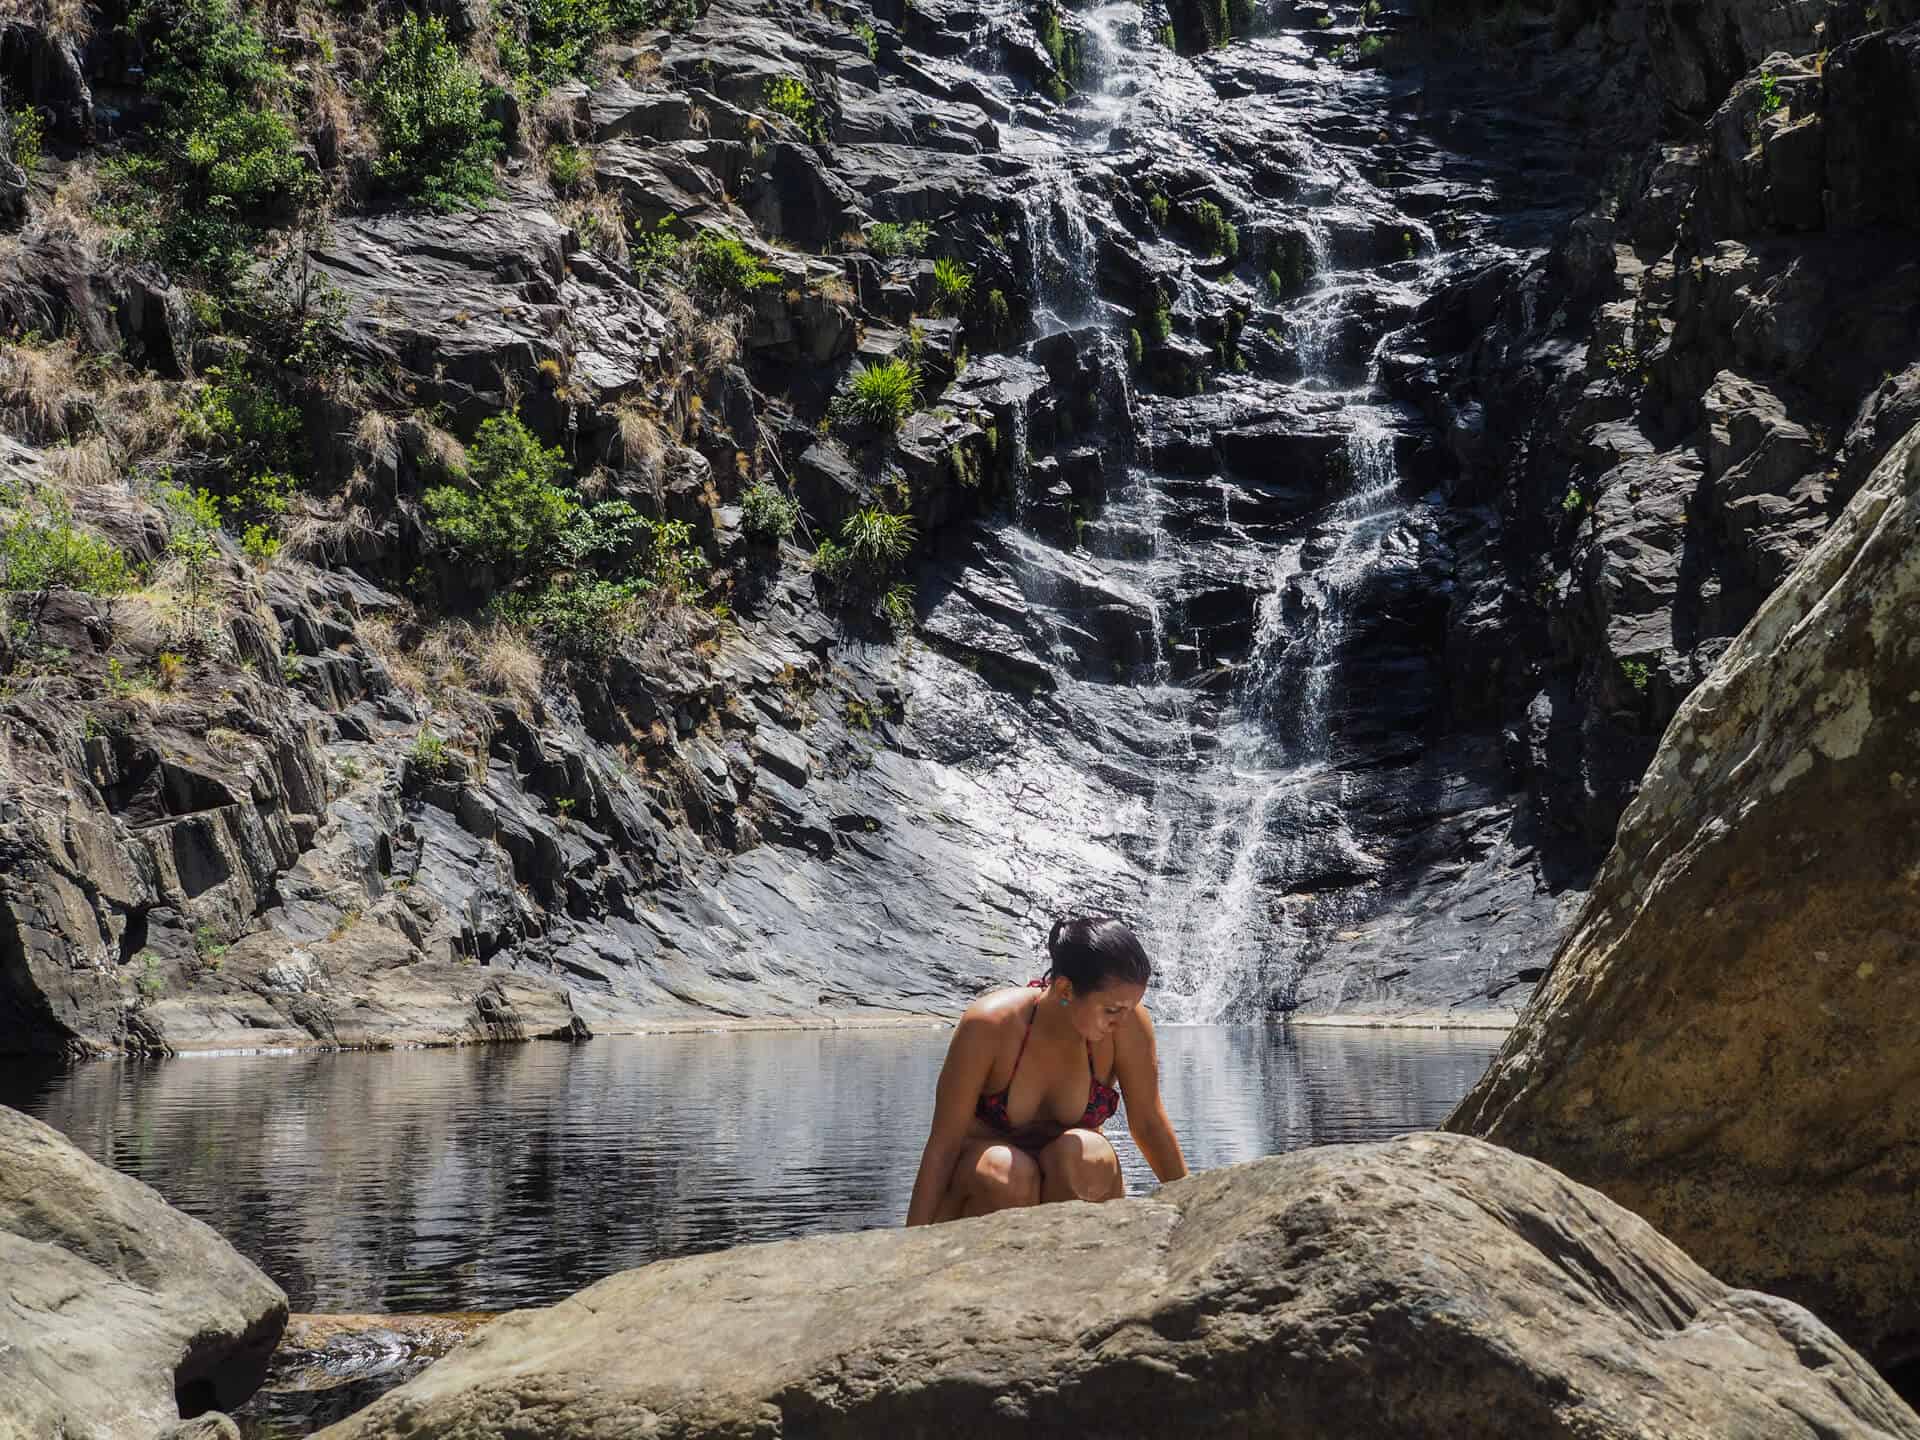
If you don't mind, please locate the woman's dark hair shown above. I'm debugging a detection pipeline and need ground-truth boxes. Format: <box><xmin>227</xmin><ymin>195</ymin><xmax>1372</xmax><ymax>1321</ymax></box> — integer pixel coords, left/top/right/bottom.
<box><xmin>1045</xmin><ymin>915</ymin><xmax>1152</xmax><ymax>994</ymax></box>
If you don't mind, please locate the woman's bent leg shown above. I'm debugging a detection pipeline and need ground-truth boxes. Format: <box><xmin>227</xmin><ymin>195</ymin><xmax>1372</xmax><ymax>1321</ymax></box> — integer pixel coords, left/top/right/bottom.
<box><xmin>1037</xmin><ymin>1128</ymin><xmax>1124</xmax><ymax>1204</ymax></box>
<box><xmin>933</xmin><ymin>1139</ymin><xmax>1043</xmax><ymax>1222</ymax></box>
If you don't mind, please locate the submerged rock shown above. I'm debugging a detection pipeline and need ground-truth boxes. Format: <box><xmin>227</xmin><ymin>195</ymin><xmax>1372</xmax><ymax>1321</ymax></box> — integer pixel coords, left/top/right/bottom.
<box><xmin>0</xmin><ymin>1103</ymin><xmax>287</xmax><ymax>1434</ymax></box>
<box><xmin>1450</xmin><ymin>421</ymin><xmax>1920</xmax><ymax>1386</ymax></box>
<box><xmin>314</xmin><ymin>1132</ymin><xmax>1916</xmax><ymax>1439</ymax></box>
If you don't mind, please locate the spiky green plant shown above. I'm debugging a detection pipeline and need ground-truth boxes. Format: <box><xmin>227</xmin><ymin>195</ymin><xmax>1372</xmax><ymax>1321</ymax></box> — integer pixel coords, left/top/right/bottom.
<box><xmin>834</xmin><ymin>359</ymin><xmax>920</xmax><ymax>430</ymax></box>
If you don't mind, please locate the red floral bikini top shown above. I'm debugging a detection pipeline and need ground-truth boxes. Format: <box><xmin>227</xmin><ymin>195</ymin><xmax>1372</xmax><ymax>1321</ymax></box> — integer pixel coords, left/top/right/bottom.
<box><xmin>974</xmin><ymin>981</ymin><xmax>1121</xmax><ymax>1136</ymax></box>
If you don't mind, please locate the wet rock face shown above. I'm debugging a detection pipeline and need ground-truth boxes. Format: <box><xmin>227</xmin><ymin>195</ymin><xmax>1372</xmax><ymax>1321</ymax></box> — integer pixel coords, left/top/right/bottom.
<box><xmin>314</xmin><ymin>1132</ymin><xmax>1920</xmax><ymax>1440</ymax></box>
<box><xmin>1449</xmin><ymin>422</ymin><xmax>1920</xmax><ymax>1390</ymax></box>
<box><xmin>0</xmin><ymin>1103</ymin><xmax>288</xmax><ymax>1433</ymax></box>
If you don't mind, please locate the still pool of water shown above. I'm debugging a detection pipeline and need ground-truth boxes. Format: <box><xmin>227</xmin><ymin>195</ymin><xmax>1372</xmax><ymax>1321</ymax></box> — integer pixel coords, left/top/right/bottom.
<box><xmin>0</xmin><ymin>1025</ymin><xmax>1501</xmax><ymax>1316</ymax></box>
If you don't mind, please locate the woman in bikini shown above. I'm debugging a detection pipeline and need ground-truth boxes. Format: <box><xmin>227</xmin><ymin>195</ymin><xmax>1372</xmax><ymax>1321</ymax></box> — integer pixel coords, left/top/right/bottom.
<box><xmin>905</xmin><ymin>915</ymin><xmax>1188</xmax><ymax>1225</ymax></box>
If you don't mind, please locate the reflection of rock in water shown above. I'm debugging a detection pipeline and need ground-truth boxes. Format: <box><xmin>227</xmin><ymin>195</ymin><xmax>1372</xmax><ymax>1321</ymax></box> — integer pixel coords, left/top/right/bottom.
<box><xmin>236</xmin><ymin>1313</ymin><xmax>499</xmax><ymax>1436</ymax></box>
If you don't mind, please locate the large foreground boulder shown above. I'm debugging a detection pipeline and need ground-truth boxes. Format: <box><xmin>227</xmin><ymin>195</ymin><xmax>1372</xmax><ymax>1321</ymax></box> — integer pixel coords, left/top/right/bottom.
<box><xmin>1449</xmin><ymin>421</ymin><xmax>1920</xmax><ymax>1385</ymax></box>
<box><xmin>0</xmin><ymin>1104</ymin><xmax>287</xmax><ymax>1436</ymax></box>
<box><xmin>316</xmin><ymin>1132</ymin><xmax>1916</xmax><ymax>1439</ymax></box>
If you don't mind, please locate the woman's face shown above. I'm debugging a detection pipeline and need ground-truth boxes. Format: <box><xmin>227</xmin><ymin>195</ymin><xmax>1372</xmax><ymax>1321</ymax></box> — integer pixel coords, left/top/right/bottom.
<box><xmin>1059</xmin><ymin>978</ymin><xmax>1147</xmax><ymax>1043</ymax></box>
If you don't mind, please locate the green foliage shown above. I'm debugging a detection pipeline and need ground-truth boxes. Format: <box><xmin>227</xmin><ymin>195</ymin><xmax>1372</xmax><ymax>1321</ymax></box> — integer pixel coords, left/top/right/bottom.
<box><xmin>242</xmin><ymin>524</ymin><xmax>282</xmax><ymax>567</ymax></box>
<box><xmin>985</xmin><ymin>287</ymin><xmax>1011</xmax><ymax>339</ymax></box>
<box><xmin>370</xmin><ymin>14</ymin><xmax>503</xmax><ymax>211</ymax></box>
<box><xmin>691</xmin><ymin>230</ymin><xmax>779</xmax><ymax>296</ymax></box>
<box><xmin>631</xmin><ymin>214</ymin><xmax>685</xmax><ymax>278</ymax></box>
<box><xmin>159</xmin><ymin>483</ymin><xmax>224</xmax><ymax>653</ymax></box>
<box><xmin>1155</xmin><ymin>22</ymin><xmax>1175</xmax><ymax>46</ymax></box>
<box><xmin>0</xmin><ymin>504</ymin><xmax>138</xmax><ymax>597</ymax></box>
<box><xmin>179</xmin><ymin>368</ymin><xmax>302</xmax><ymax>527</ymax></box>
<box><xmin>1620</xmin><ymin>659</ymin><xmax>1650</xmax><ymax>692</ymax></box>
<box><xmin>741</xmin><ymin>482</ymin><xmax>800</xmax><ymax>542</ymax></box>
<box><xmin>811</xmin><ymin>536</ymin><xmax>850</xmax><ymax>580</ymax></box>
<box><xmin>408</xmin><ymin>731</ymin><xmax>465</xmax><ymax>781</ymax></box>
<box><xmin>865</xmin><ymin>220</ymin><xmax>933</xmax><ymax>259</ymax></box>
<box><xmin>931</xmin><ymin>256</ymin><xmax>973</xmax><ymax>315</ymax></box>
<box><xmin>546</xmin><ymin>143</ymin><xmax>591</xmax><ymax>193</ymax></box>
<box><xmin>5</xmin><ymin>106</ymin><xmax>43</xmax><ymax>172</ymax></box>
<box><xmin>763</xmin><ymin>75</ymin><xmax>826</xmax><ymax>142</ymax></box>
<box><xmin>137</xmin><ymin>954</ymin><xmax>167</xmax><ymax>998</ymax></box>
<box><xmin>880</xmin><ymin>582</ymin><xmax>915</xmax><ymax>631</ymax></box>
<box><xmin>1128</xmin><ymin>327</ymin><xmax>1144</xmax><ymax>365</ymax></box>
<box><xmin>105</xmin><ymin>0</ymin><xmax>316</xmax><ymax>281</ymax></box>
<box><xmin>1757</xmin><ymin>70</ymin><xmax>1783</xmax><ymax>115</ymax></box>
<box><xmin>1146</xmin><ymin>189</ymin><xmax>1170</xmax><ymax>227</ymax></box>
<box><xmin>833</xmin><ymin>359</ymin><xmax>920</xmax><ymax>430</ymax></box>
<box><xmin>1561</xmin><ymin>486</ymin><xmax>1585</xmax><ymax>514</ymax></box>
<box><xmin>424</xmin><ymin>415</ymin><xmax>575</xmax><ymax>568</ymax></box>
<box><xmin>855</xmin><ymin>19</ymin><xmax>879</xmax><ymax>59</ymax></box>
<box><xmin>1188</xmin><ymin>199</ymin><xmax>1239</xmax><ymax>260</ymax></box>
<box><xmin>1357</xmin><ymin>32</ymin><xmax>1386</xmax><ymax>60</ymax></box>
<box><xmin>495</xmin><ymin>577</ymin><xmax>644</xmax><ymax>655</ymax></box>
<box><xmin>194</xmin><ymin>923</ymin><xmax>229</xmax><ymax>962</ymax></box>
<box><xmin>1142</xmin><ymin>293</ymin><xmax>1173</xmax><ymax>344</ymax></box>
<box><xmin>503</xmin><ymin>0</ymin><xmax>662</xmax><ymax>84</ymax></box>
<box><xmin>841</xmin><ymin>505</ymin><xmax>915</xmax><ymax>573</ymax></box>
<box><xmin>1036</xmin><ymin>5</ymin><xmax>1078</xmax><ymax>80</ymax></box>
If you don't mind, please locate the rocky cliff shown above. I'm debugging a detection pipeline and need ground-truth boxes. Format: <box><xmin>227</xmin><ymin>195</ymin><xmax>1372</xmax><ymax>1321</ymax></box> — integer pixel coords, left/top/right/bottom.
<box><xmin>2</xmin><ymin>0</ymin><xmax>1917</xmax><ymax>1054</ymax></box>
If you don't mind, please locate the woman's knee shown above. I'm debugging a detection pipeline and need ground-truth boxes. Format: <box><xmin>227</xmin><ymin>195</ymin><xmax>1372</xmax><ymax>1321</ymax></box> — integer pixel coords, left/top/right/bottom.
<box><xmin>1039</xmin><ymin>1129</ymin><xmax>1122</xmax><ymax>1202</ymax></box>
<box><xmin>964</xmin><ymin>1143</ymin><xmax>1042</xmax><ymax>1211</ymax></box>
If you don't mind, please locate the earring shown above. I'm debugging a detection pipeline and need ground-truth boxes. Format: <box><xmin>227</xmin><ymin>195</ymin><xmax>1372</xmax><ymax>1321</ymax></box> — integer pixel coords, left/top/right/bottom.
<box><xmin>1059</xmin><ymin>997</ymin><xmax>1069</xmax><ymax>1007</ymax></box>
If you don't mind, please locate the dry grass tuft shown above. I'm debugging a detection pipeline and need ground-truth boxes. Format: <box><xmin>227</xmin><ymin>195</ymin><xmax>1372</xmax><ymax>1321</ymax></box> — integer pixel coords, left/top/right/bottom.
<box><xmin>560</xmin><ymin>191</ymin><xmax>630</xmax><ymax>266</ymax></box>
<box><xmin>414</xmin><ymin>418</ymin><xmax>468</xmax><ymax>474</ymax></box>
<box><xmin>477</xmin><ymin>624</ymin><xmax>542</xmax><ymax>702</ymax></box>
<box><xmin>0</xmin><ymin>338</ymin><xmax>83</xmax><ymax>442</ymax></box>
<box><xmin>354</xmin><ymin>408</ymin><xmax>397</xmax><ymax>458</ymax></box>
<box><xmin>18</xmin><ymin>0</ymin><xmax>92</xmax><ymax>44</ymax></box>
<box><xmin>41</xmin><ymin>434</ymin><xmax>116</xmax><ymax>493</ymax></box>
<box><xmin>694</xmin><ymin>317</ymin><xmax>740</xmax><ymax>373</ymax></box>
<box><xmin>614</xmin><ymin>404</ymin><xmax>665</xmax><ymax>475</ymax></box>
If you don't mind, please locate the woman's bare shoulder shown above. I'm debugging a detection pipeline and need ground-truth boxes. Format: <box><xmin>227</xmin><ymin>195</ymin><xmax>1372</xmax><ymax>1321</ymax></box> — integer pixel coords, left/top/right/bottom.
<box><xmin>961</xmin><ymin>985</ymin><xmax>1036</xmax><ymax>1028</ymax></box>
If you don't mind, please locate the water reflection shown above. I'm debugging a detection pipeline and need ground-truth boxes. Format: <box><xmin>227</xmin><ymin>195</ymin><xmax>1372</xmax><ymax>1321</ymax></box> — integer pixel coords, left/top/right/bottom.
<box><xmin>0</xmin><ymin>1026</ymin><xmax>1500</xmax><ymax>1314</ymax></box>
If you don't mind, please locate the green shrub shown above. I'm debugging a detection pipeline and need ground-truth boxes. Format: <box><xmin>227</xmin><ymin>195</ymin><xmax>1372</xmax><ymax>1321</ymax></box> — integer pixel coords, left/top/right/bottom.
<box><xmin>1189</xmin><ymin>199</ymin><xmax>1239</xmax><ymax>259</ymax></box>
<box><xmin>864</xmin><ymin>220</ymin><xmax>932</xmax><ymax>259</ymax></box>
<box><xmin>841</xmin><ymin>505</ymin><xmax>915</xmax><ymax>574</ymax></box>
<box><xmin>159</xmin><ymin>484</ymin><xmax>223</xmax><ymax>652</ymax></box>
<box><xmin>370</xmin><ymin>14</ymin><xmax>503</xmax><ymax>211</ymax></box>
<box><xmin>691</xmin><ymin>230</ymin><xmax>779</xmax><ymax>296</ymax></box>
<box><xmin>546</xmin><ymin>142</ymin><xmax>591</xmax><ymax>193</ymax></box>
<box><xmin>0</xmin><ymin>507</ymin><xmax>138</xmax><ymax>596</ymax></box>
<box><xmin>494</xmin><ymin>577</ymin><xmax>644</xmax><ymax>655</ymax></box>
<box><xmin>881</xmin><ymin>582</ymin><xmax>914</xmax><ymax>630</ymax></box>
<box><xmin>741</xmin><ymin>482</ymin><xmax>800</xmax><ymax>542</ymax></box>
<box><xmin>179</xmin><ymin>369</ymin><xmax>303</xmax><ymax>527</ymax></box>
<box><xmin>408</xmin><ymin>731</ymin><xmax>465</xmax><ymax>781</ymax></box>
<box><xmin>104</xmin><ymin>0</ymin><xmax>315</xmax><ymax>281</ymax></box>
<box><xmin>855</xmin><ymin>19</ymin><xmax>879</xmax><ymax>59</ymax></box>
<box><xmin>812</xmin><ymin>536</ymin><xmax>850</xmax><ymax>580</ymax></box>
<box><xmin>1037</xmin><ymin>5</ymin><xmax>1067</xmax><ymax>72</ymax></box>
<box><xmin>985</xmin><ymin>287</ymin><xmax>1011</xmax><ymax>338</ymax></box>
<box><xmin>424</xmin><ymin>415</ymin><xmax>575</xmax><ymax>568</ymax></box>
<box><xmin>5</xmin><ymin>106</ymin><xmax>43</xmax><ymax>171</ymax></box>
<box><xmin>1146</xmin><ymin>190</ymin><xmax>1170</xmax><ymax>227</ymax></box>
<box><xmin>506</xmin><ymin>0</ymin><xmax>662</xmax><ymax>84</ymax></box>
<box><xmin>833</xmin><ymin>359</ymin><xmax>920</xmax><ymax>430</ymax></box>
<box><xmin>1142</xmin><ymin>294</ymin><xmax>1173</xmax><ymax>343</ymax></box>
<box><xmin>1129</xmin><ymin>328</ymin><xmax>1144</xmax><ymax>365</ymax></box>
<box><xmin>631</xmin><ymin>214</ymin><xmax>685</xmax><ymax>278</ymax></box>
<box><xmin>763</xmin><ymin>75</ymin><xmax>825</xmax><ymax>141</ymax></box>
<box><xmin>1620</xmin><ymin>659</ymin><xmax>1650</xmax><ymax>692</ymax></box>
<box><xmin>931</xmin><ymin>257</ymin><xmax>973</xmax><ymax>315</ymax></box>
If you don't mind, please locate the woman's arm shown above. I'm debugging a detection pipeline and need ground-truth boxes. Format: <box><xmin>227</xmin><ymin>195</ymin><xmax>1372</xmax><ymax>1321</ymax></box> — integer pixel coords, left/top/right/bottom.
<box><xmin>1113</xmin><ymin>1004</ymin><xmax>1188</xmax><ymax>1184</ymax></box>
<box><xmin>904</xmin><ymin>1010</ymin><xmax>998</xmax><ymax>1226</ymax></box>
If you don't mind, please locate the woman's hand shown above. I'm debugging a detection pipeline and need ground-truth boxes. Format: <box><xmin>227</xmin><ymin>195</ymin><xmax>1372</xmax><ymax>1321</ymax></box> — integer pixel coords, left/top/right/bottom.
<box><xmin>904</xmin><ymin>1008</ymin><xmax>998</xmax><ymax>1226</ymax></box>
<box><xmin>1114</xmin><ymin>1004</ymin><xmax>1188</xmax><ymax>1184</ymax></box>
